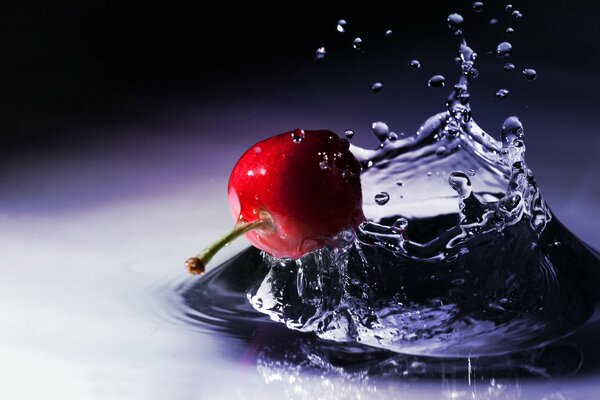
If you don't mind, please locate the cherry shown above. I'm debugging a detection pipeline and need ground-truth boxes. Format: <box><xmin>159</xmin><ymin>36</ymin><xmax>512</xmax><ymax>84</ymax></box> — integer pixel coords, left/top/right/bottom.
<box><xmin>186</xmin><ymin>129</ymin><xmax>365</xmax><ymax>274</ymax></box>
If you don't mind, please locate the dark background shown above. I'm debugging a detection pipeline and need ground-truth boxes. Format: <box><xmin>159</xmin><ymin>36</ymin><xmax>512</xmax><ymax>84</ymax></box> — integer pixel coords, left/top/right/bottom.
<box><xmin>2</xmin><ymin>0</ymin><xmax>599</xmax><ymax>153</ymax></box>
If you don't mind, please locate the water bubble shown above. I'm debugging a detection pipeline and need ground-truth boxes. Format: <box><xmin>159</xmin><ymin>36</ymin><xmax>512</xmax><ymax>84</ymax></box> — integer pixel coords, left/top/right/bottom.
<box><xmin>495</xmin><ymin>88</ymin><xmax>510</xmax><ymax>100</ymax></box>
<box><xmin>506</xmin><ymin>27</ymin><xmax>514</xmax><ymax>35</ymax></box>
<box><xmin>291</xmin><ymin>129</ymin><xmax>305</xmax><ymax>143</ymax></box>
<box><xmin>410</xmin><ymin>59</ymin><xmax>421</xmax><ymax>69</ymax></box>
<box><xmin>504</xmin><ymin>62</ymin><xmax>515</xmax><ymax>71</ymax></box>
<box><xmin>375</xmin><ymin>192</ymin><xmax>390</xmax><ymax>205</ymax></box>
<box><xmin>496</xmin><ymin>41</ymin><xmax>513</xmax><ymax>56</ymax></box>
<box><xmin>435</xmin><ymin>146</ymin><xmax>447</xmax><ymax>156</ymax></box>
<box><xmin>489</xmin><ymin>18</ymin><xmax>498</xmax><ymax>25</ymax></box>
<box><xmin>447</xmin><ymin>13</ymin><xmax>464</xmax><ymax>29</ymax></box>
<box><xmin>506</xmin><ymin>4</ymin><xmax>513</xmax><ymax>12</ymax></box>
<box><xmin>428</xmin><ymin>75</ymin><xmax>446</xmax><ymax>88</ymax></box>
<box><xmin>372</xmin><ymin>121</ymin><xmax>390</xmax><ymax>141</ymax></box>
<box><xmin>523</xmin><ymin>68</ymin><xmax>537</xmax><ymax>80</ymax></box>
<box><xmin>501</xmin><ymin>116</ymin><xmax>524</xmax><ymax>144</ymax></box>
<box><xmin>337</xmin><ymin>19</ymin><xmax>347</xmax><ymax>33</ymax></box>
<box><xmin>473</xmin><ymin>2</ymin><xmax>484</xmax><ymax>12</ymax></box>
<box><xmin>315</xmin><ymin>46</ymin><xmax>326</xmax><ymax>60</ymax></box>
<box><xmin>448</xmin><ymin>171</ymin><xmax>473</xmax><ymax>199</ymax></box>
<box><xmin>385</xmin><ymin>29</ymin><xmax>393</xmax><ymax>37</ymax></box>
<box><xmin>396</xmin><ymin>180</ymin><xmax>404</xmax><ymax>186</ymax></box>
<box><xmin>391</xmin><ymin>217</ymin><xmax>409</xmax><ymax>233</ymax></box>
<box><xmin>353</xmin><ymin>37</ymin><xmax>363</xmax><ymax>50</ymax></box>
<box><xmin>388</xmin><ymin>132</ymin><xmax>398</xmax><ymax>142</ymax></box>
<box><xmin>468</xmin><ymin>169</ymin><xmax>476</xmax><ymax>176</ymax></box>
<box><xmin>512</xmin><ymin>10</ymin><xmax>523</xmax><ymax>19</ymax></box>
<box><xmin>371</xmin><ymin>82</ymin><xmax>383</xmax><ymax>93</ymax></box>
<box><xmin>344</xmin><ymin>129</ymin><xmax>355</xmax><ymax>139</ymax></box>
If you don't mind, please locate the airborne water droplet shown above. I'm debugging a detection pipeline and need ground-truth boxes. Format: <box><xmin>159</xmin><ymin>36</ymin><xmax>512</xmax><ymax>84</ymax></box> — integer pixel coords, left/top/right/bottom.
<box><xmin>291</xmin><ymin>129</ymin><xmax>305</xmax><ymax>143</ymax></box>
<box><xmin>495</xmin><ymin>88</ymin><xmax>509</xmax><ymax>99</ymax></box>
<box><xmin>447</xmin><ymin>13</ymin><xmax>464</xmax><ymax>30</ymax></box>
<box><xmin>388</xmin><ymin>132</ymin><xmax>398</xmax><ymax>142</ymax></box>
<box><xmin>385</xmin><ymin>29</ymin><xmax>393</xmax><ymax>37</ymax></box>
<box><xmin>506</xmin><ymin>27</ymin><xmax>515</xmax><ymax>35</ymax></box>
<box><xmin>473</xmin><ymin>2</ymin><xmax>484</xmax><ymax>12</ymax></box>
<box><xmin>496</xmin><ymin>42</ymin><xmax>513</xmax><ymax>57</ymax></box>
<box><xmin>506</xmin><ymin>4</ymin><xmax>513</xmax><ymax>12</ymax></box>
<box><xmin>504</xmin><ymin>62</ymin><xmax>515</xmax><ymax>72</ymax></box>
<box><xmin>391</xmin><ymin>217</ymin><xmax>409</xmax><ymax>233</ymax></box>
<box><xmin>523</xmin><ymin>68</ymin><xmax>537</xmax><ymax>80</ymax></box>
<box><xmin>337</xmin><ymin>19</ymin><xmax>347</xmax><ymax>33</ymax></box>
<box><xmin>344</xmin><ymin>129</ymin><xmax>355</xmax><ymax>139</ymax></box>
<box><xmin>512</xmin><ymin>10</ymin><xmax>523</xmax><ymax>19</ymax></box>
<box><xmin>428</xmin><ymin>75</ymin><xmax>446</xmax><ymax>88</ymax></box>
<box><xmin>353</xmin><ymin>37</ymin><xmax>363</xmax><ymax>50</ymax></box>
<box><xmin>375</xmin><ymin>192</ymin><xmax>390</xmax><ymax>205</ymax></box>
<box><xmin>489</xmin><ymin>18</ymin><xmax>498</xmax><ymax>25</ymax></box>
<box><xmin>410</xmin><ymin>59</ymin><xmax>421</xmax><ymax>69</ymax></box>
<box><xmin>501</xmin><ymin>116</ymin><xmax>524</xmax><ymax>144</ymax></box>
<box><xmin>372</xmin><ymin>121</ymin><xmax>390</xmax><ymax>141</ymax></box>
<box><xmin>315</xmin><ymin>46</ymin><xmax>326</xmax><ymax>60</ymax></box>
<box><xmin>371</xmin><ymin>82</ymin><xmax>383</xmax><ymax>93</ymax></box>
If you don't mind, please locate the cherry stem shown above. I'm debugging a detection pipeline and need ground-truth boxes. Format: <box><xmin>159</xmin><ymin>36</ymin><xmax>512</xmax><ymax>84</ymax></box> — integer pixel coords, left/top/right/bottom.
<box><xmin>186</xmin><ymin>218</ymin><xmax>268</xmax><ymax>275</ymax></box>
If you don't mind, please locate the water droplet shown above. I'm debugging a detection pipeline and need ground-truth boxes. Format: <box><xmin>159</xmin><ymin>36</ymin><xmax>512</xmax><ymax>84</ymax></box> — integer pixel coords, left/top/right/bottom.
<box><xmin>523</xmin><ymin>68</ymin><xmax>537</xmax><ymax>80</ymax></box>
<box><xmin>372</xmin><ymin>121</ymin><xmax>390</xmax><ymax>141</ymax></box>
<box><xmin>391</xmin><ymin>217</ymin><xmax>408</xmax><ymax>233</ymax></box>
<box><xmin>428</xmin><ymin>75</ymin><xmax>446</xmax><ymax>88</ymax></box>
<box><xmin>375</xmin><ymin>192</ymin><xmax>390</xmax><ymax>205</ymax></box>
<box><xmin>506</xmin><ymin>27</ymin><xmax>514</xmax><ymax>35</ymax></box>
<box><xmin>410</xmin><ymin>59</ymin><xmax>421</xmax><ymax>69</ymax></box>
<box><xmin>504</xmin><ymin>62</ymin><xmax>515</xmax><ymax>71</ymax></box>
<box><xmin>291</xmin><ymin>129</ymin><xmax>305</xmax><ymax>143</ymax></box>
<box><xmin>506</xmin><ymin>4</ymin><xmax>513</xmax><ymax>12</ymax></box>
<box><xmin>427</xmin><ymin>171</ymin><xmax>433</xmax><ymax>177</ymax></box>
<box><xmin>496</xmin><ymin>42</ymin><xmax>513</xmax><ymax>57</ymax></box>
<box><xmin>337</xmin><ymin>19</ymin><xmax>347</xmax><ymax>33</ymax></box>
<box><xmin>319</xmin><ymin>161</ymin><xmax>328</xmax><ymax>169</ymax></box>
<box><xmin>489</xmin><ymin>18</ymin><xmax>498</xmax><ymax>25</ymax></box>
<box><xmin>495</xmin><ymin>88</ymin><xmax>509</xmax><ymax>99</ymax></box>
<box><xmin>435</xmin><ymin>146</ymin><xmax>447</xmax><ymax>156</ymax></box>
<box><xmin>371</xmin><ymin>82</ymin><xmax>383</xmax><ymax>93</ymax></box>
<box><xmin>447</xmin><ymin>13</ymin><xmax>464</xmax><ymax>29</ymax></box>
<box><xmin>473</xmin><ymin>2</ymin><xmax>484</xmax><ymax>12</ymax></box>
<box><xmin>385</xmin><ymin>29</ymin><xmax>393</xmax><ymax>37</ymax></box>
<box><xmin>396</xmin><ymin>180</ymin><xmax>404</xmax><ymax>186</ymax></box>
<box><xmin>501</xmin><ymin>116</ymin><xmax>524</xmax><ymax>144</ymax></box>
<box><xmin>388</xmin><ymin>132</ymin><xmax>398</xmax><ymax>142</ymax></box>
<box><xmin>468</xmin><ymin>169</ymin><xmax>476</xmax><ymax>176</ymax></box>
<box><xmin>344</xmin><ymin>129</ymin><xmax>354</xmax><ymax>139</ymax></box>
<box><xmin>315</xmin><ymin>46</ymin><xmax>326</xmax><ymax>60</ymax></box>
<box><xmin>353</xmin><ymin>37</ymin><xmax>363</xmax><ymax>50</ymax></box>
<box><xmin>448</xmin><ymin>171</ymin><xmax>473</xmax><ymax>199</ymax></box>
<box><xmin>512</xmin><ymin>10</ymin><xmax>523</xmax><ymax>19</ymax></box>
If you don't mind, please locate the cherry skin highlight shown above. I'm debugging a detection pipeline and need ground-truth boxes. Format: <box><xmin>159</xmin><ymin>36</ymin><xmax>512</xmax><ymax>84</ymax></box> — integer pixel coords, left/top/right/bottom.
<box><xmin>186</xmin><ymin>129</ymin><xmax>365</xmax><ymax>274</ymax></box>
<box><xmin>228</xmin><ymin>129</ymin><xmax>365</xmax><ymax>259</ymax></box>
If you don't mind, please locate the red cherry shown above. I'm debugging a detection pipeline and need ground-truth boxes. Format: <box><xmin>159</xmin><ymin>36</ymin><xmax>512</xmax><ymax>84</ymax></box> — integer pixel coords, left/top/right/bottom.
<box><xmin>186</xmin><ymin>129</ymin><xmax>365</xmax><ymax>274</ymax></box>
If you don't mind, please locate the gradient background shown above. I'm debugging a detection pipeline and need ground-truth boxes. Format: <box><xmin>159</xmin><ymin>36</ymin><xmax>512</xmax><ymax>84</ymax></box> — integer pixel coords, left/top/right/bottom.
<box><xmin>1</xmin><ymin>1</ymin><xmax>600</xmax><ymax>398</ymax></box>
<box><xmin>2</xmin><ymin>0</ymin><xmax>600</xmax><ymax>244</ymax></box>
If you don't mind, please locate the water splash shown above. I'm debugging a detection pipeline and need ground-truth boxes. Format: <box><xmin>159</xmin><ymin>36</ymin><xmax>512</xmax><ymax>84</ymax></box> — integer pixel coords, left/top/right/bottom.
<box><xmin>180</xmin><ymin>18</ymin><xmax>600</xmax><ymax>358</ymax></box>
<box><xmin>242</xmin><ymin>36</ymin><xmax>600</xmax><ymax>357</ymax></box>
